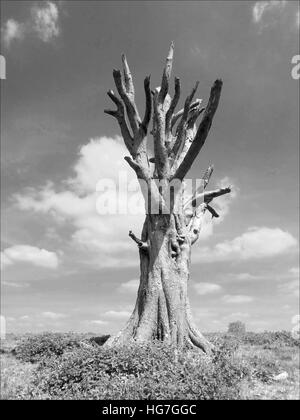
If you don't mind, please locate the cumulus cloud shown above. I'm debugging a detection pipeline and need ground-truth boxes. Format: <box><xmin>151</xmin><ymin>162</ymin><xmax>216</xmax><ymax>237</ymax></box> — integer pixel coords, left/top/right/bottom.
<box><xmin>15</xmin><ymin>136</ymin><xmax>236</xmax><ymax>268</ymax></box>
<box><xmin>233</xmin><ymin>272</ymin><xmax>262</xmax><ymax>281</ymax></box>
<box><xmin>194</xmin><ymin>227</ymin><xmax>297</xmax><ymax>263</ymax></box>
<box><xmin>222</xmin><ymin>295</ymin><xmax>254</xmax><ymax>304</ymax></box>
<box><xmin>103</xmin><ymin>310</ymin><xmax>131</xmax><ymax>320</ymax></box>
<box><xmin>193</xmin><ymin>282</ymin><xmax>222</xmax><ymax>295</ymax></box>
<box><xmin>1</xmin><ymin>245</ymin><xmax>59</xmax><ymax>270</ymax></box>
<box><xmin>2</xmin><ymin>280</ymin><xmax>30</xmax><ymax>289</ymax></box>
<box><xmin>252</xmin><ymin>1</ymin><xmax>299</xmax><ymax>31</ymax></box>
<box><xmin>1</xmin><ymin>19</ymin><xmax>25</xmax><ymax>47</ymax></box>
<box><xmin>1</xmin><ymin>2</ymin><xmax>61</xmax><ymax>48</ymax></box>
<box><xmin>15</xmin><ymin>136</ymin><xmax>295</xmax><ymax>271</ymax></box>
<box><xmin>118</xmin><ymin>279</ymin><xmax>139</xmax><ymax>293</ymax></box>
<box><xmin>31</xmin><ymin>1</ymin><xmax>60</xmax><ymax>42</ymax></box>
<box><xmin>1</xmin><ymin>252</ymin><xmax>13</xmax><ymax>270</ymax></box>
<box><xmin>252</xmin><ymin>1</ymin><xmax>287</xmax><ymax>24</ymax></box>
<box><xmin>20</xmin><ymin>315</ymin><xmax>30</xmax><ymax>320</ymax></box>
<box><xmin>89</xmin><ymin>320</ymin><xmax>108</xmax><ymax>326</ymax></box>
<box><xmin>42</xmin><ymin>311</ymin><xmax>66</xmax><ymax>319</ymax></box>
<box><xmin>15</xmin><ymin>136</ymin><xmax>145</xmax><ymax>268</ymax></box>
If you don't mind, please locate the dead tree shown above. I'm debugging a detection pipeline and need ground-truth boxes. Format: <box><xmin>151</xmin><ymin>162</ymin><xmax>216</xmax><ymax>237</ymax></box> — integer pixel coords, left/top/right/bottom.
<box><xmin>104</xmin><ymin>43</ymin><xmax>231</xmax><ymax>352</ymax></box>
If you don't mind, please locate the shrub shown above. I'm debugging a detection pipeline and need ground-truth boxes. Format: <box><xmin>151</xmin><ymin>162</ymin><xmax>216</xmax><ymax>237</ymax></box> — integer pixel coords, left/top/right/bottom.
<box><xmin>13</xmin><ymin>333</ymin><xmax>84</xmax><ymax>363</ymax></box>
<box><xmin>30</xmin><ymin>342</ymin><xmax>249</xmax><ymax>400</ymax></box>
<box><xmin>242</xmin><ymin>331</ymin><xmax>300</xmax><ymax>348</ymax></box>
<box><xmin>228</xmin><ymin>321</ymin><xmax>246</xmax><ymax>336</ymax></box>
<box><xmin>89</xmin><ymin>335</ymin><xmax>110</xmax><ymax>346</ymax></box>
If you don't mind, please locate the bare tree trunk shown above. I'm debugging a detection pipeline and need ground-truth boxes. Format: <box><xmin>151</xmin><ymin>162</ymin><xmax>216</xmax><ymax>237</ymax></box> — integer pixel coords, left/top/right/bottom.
<box><xmin>105</xmin><ymin>212</ymin><xmax>212</xmax><ymax>353</ymax></box>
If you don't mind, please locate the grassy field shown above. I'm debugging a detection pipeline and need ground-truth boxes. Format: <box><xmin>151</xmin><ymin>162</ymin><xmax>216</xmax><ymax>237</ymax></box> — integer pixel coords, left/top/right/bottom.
<box><xmin>1</xmin><ymin>332</ymin><xmax>299</xmax><ymax>400</ymax></box>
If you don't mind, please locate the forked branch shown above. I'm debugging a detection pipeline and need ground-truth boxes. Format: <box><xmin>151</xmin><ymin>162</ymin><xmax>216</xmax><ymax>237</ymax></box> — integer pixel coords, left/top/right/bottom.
<box><xmin>185</xmin><ymin>186</ymin><xmax>231</xmax><ymax>209</ymax></box>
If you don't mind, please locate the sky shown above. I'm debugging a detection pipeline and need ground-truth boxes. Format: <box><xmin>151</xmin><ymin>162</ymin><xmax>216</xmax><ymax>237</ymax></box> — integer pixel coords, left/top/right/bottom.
<box><xmin>0</xmin><ymin>0</ymin><xmax>299</xmax><ymax>335</ymax></box>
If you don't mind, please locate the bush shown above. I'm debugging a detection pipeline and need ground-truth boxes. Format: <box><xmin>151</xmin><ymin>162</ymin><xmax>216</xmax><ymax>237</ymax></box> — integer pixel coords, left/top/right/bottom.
<box><xmin>89</xmin><ymin>335</ymin><xmax>110</xmax><ymax>346</ymax></box>
<box><xmin>30</xmin><ymin>342</ymin><xmax>249</xmax><ymax>400</ymax></box>
<box><xmin>228</xmin><ymin>321</ymin><xmax>246</xmax><ymax>336</ymax></box>
<box><xmin>13</xmin><ymin>333</ymin><xmax>84</xmax><ymax>363</ymax></box>
<box><xmin>242</xmin><ymin>331</ymin><xmax>300</xmax><ymax>348</ymax></box>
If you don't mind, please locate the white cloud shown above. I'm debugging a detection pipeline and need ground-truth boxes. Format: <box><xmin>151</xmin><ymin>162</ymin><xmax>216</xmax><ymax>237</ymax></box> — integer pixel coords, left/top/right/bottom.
<box><xmin>252</xmin><ymin>1</ymin><xmax>287</xmax><ymax>24</ymax></box>
<box><xmin>224</xmin><ymin>266</ymin><xmax>299</xmax><ymax>284</ymax></box>
<box><xmin>1</xmin><ymin>19</ymin><xmax>25</xmax><ymax>48</ymax></box>
<box><xmin>1</xmin><ymin>245</ymin><xmax>59</xmax><ymax>270</ymax></box>
<box><xmin>225</xmin><ymin>272</ymin><xmax>267</xmax><ymax>282</ymax></box>
<box><xmin>1</xmin><ymin>252</ymin><xmax>13</xmax><ymax>270</ymax></box>
<box><xmin>71</xmin><ymin>137</ymin><xmax>132</xmax><ymax>193</ymax></box>
<box><xmin>15</xmin><ymin>156</ymin><xmax>235</xmax><ymax>268</ymax></box>
<box><xmin>20</xmin><ymin>315</ymin><xmax>30</xmax><ymax>320</ymax></box>
<box><xmin>14</xmin><ymin>136</ymin><xmax>145</xmax><ymax>269</ymax></box>
<box><xmin>2</xmin><ymin>280</ymin><xmax>29</xmax><ymax>288</ymax></box>
<box><xmin>225</xmin><ymin>312</ymin><xmax>250</xmax><ymax>319</ymax></box>
<box><xmin>42</xmin><ymin>311</ymin><xmax>66</xmax><ymax>319</ymax></box>
<box><xmin>118</xmin><ymin>279</ymin><xmax>139</xmax><ymax>293</ymax></box>
<box><xmin>252</xmin><ymin>1</ymin><xmax>299</xmax><ymax>31</ymax></box>
<box><xmin>222</xmin><ymin>295</ymin><xmax>254</xmax><ymax>304</ymax></box>
<box><xmin>234</xmin><ymin>272</ymin><xmax>262</xmax><ymax>281</ymax></box>
<box><xmin>15</xmin><ymin>138</ymin><xmax>295</xmax><ymax>271</ymax></box>
<box><xmin>6</xmin><ymin>317</ymin><xmax>15</xmax><ymax>322</ymax></box>
<box><xmin>1</xmin><ymin>2</ymin><xmax>61</xmax><ymax>48</ymax></box>
<box><xmin>31</xmin><ymin>2</ymin><xmax>60</xmax><ymax>42</ymax></box>
<box><xmin>193</xmin><ymin>282</ymin><xmax>222</xmax><ymax>295</ymax></box>
<box><xmin>103</xmin><ymin>310</ymin><xmax>131</xmax><ymax>320</ymax></box>
<box><xmin>194</xmin><ymin>227</ymin><xmax>297</xmax><ymax>263</ymax></box>
<box><xmin>89</xmin><ymin>320</ymin><xmax>108</xmax><ymax>325</ymax></box>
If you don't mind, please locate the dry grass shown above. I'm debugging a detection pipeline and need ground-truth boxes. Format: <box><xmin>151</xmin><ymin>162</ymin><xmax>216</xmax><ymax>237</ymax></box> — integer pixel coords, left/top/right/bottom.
<box><xmin>1</xmin><ymin>353</ymin><xmax>36</xmax><ymax>400</ymax></box>
<box><xmin>238</xmin><ymin>345</ymin><xmax>300</xmax><ymax>400</ymax></box>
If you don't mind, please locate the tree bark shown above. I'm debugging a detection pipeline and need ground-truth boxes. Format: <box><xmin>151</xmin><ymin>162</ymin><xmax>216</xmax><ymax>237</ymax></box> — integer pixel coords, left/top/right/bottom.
<box><xmin>104</xmin><ymin>211</ymin><xmax>212</xmax><ymax>353</ymax></box>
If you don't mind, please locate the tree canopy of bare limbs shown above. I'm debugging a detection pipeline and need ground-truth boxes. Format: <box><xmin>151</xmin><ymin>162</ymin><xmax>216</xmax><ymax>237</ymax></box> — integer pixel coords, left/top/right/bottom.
<box><xmin>104</xmin><ymin>43</ymin><xmax>231</xmax><ymax>352</ymax></box>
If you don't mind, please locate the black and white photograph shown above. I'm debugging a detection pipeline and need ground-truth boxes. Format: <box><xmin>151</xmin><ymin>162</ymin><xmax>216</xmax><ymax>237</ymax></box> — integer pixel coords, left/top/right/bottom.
<box><xmin>0</xmin><ymin>0</ymin><xmax>299</xmax><ymax>403</ymax></box>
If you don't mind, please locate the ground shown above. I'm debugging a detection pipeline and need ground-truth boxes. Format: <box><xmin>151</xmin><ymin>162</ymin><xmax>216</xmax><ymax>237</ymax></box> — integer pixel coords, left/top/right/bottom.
<box><xmin>1</xmin><ymin>332</ymin><xmax>299</xmax><ymax>400</ymax></box>
<box><xmin>237</xmin><ymin>344</ymin><xmax>299</xmax><ymax>400</ymax></box>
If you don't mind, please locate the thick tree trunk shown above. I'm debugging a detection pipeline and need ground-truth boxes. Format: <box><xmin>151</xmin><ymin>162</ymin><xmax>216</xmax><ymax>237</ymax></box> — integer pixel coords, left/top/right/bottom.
<box><xmin>104</xmin><ymin>213</ymin><xmax>213</xmax><ymax>353</ymax></box>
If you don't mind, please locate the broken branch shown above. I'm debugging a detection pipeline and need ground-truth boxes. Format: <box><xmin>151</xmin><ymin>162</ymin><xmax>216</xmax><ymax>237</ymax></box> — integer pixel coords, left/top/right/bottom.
<box><xmin>158</xmin><ymin>42</ymin><xmax>174</xmax><ymax>104</ymax></box>
<box><xmin>105</xmin><ymin>90</ymin><xmax>134</xmax><ymax>154</ymax></box>
<box><xmin>165</xmin><ymin>77</ymin><xmax>181</xmax><ymax>132</ymax></box>
<box><xmin>140</xmin><ymin>75</ymin><xmax>152</xmax><ymax>134</ymax></box>
<box><xmin>173</xmin><ymin>79</ymin><xmax>223</xmax><ymax>181</ymax></box>
<box><xmin>129</xmin><ymin>230</ymin><xmax>148</xmax><ymax>251</ymax></box>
